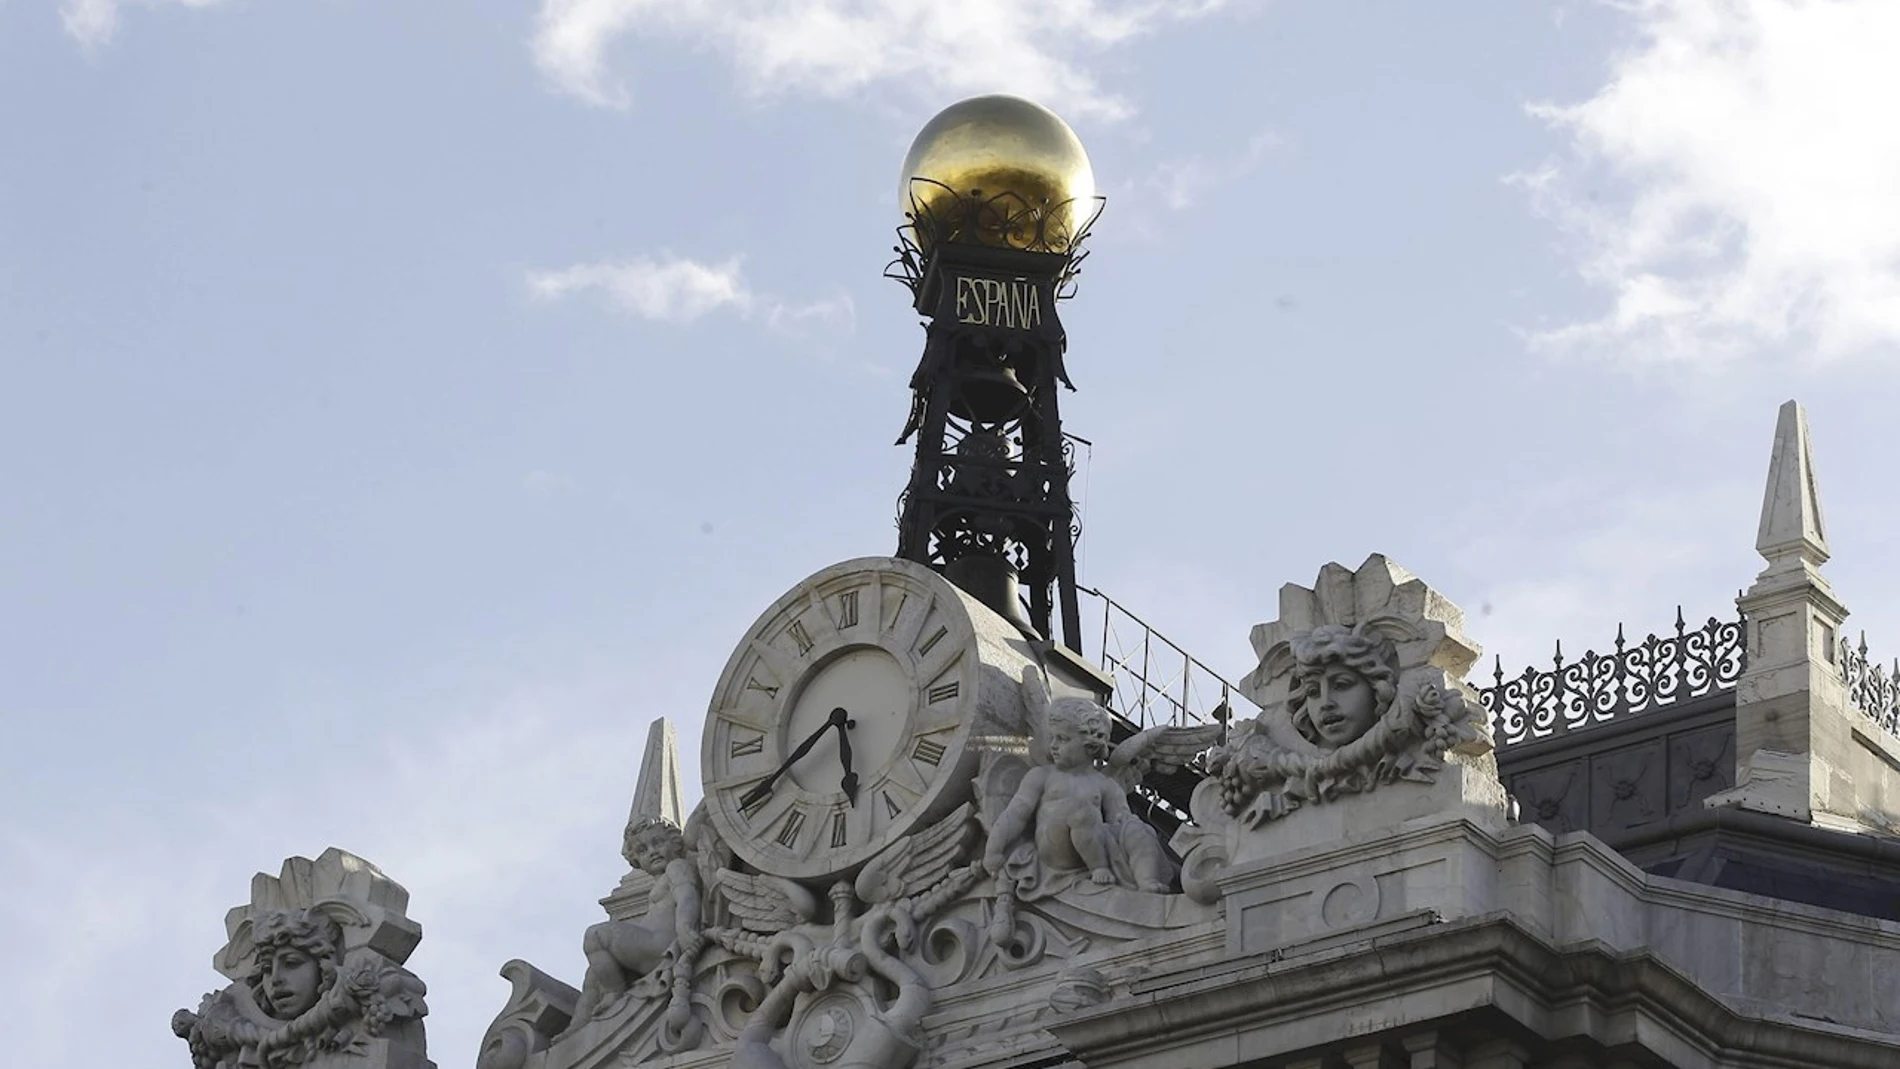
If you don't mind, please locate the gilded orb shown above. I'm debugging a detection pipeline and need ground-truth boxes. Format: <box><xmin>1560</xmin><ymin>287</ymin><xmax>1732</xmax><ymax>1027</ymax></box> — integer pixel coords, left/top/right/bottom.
<box><xmin>899</xmin><ymin>95</ymin><xmax>1096</xmax><ymax>253</ymax></box>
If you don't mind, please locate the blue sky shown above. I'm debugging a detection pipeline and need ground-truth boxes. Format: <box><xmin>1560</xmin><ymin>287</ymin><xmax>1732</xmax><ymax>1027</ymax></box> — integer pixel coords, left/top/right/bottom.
<box><xmin>5</xmin><ymin>1</ymin><xmax>1900</xmax><ymax>1066</ymax></box>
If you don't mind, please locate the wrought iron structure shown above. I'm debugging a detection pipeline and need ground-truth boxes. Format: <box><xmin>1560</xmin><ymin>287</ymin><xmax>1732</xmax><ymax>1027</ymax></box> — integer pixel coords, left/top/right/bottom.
<box><xmin>1077</xmin><ymin>585</ymin><xmax>1250</xmax><ymax>730</ymax></box>
<box><xmin>1069</xmin><ymin>585</ymin><xmax>1246</xmax><ymax>834</ymax></box>
<box><xmin>888</xmin><ymin>182</ymin><xmax>1106</xmax><ymax>651</ymax></box>
<box><xmin>1479</xmin><ymin>610</ymin><xmax>1747</xmax><ymax>747</ymax></box>
<box><xmin>1841</xmin><ymin>632</ymin><xmax>1900</xmax><ymax>737</ymax></box>
<box><xmin>884</xmin><ymin>180</ymin><xmax>1102</xmax><ymax>296</ymax></box>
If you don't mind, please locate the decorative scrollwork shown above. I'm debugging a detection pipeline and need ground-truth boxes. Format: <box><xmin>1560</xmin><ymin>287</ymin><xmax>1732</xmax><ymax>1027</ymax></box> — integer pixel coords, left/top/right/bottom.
<box><xmin>1480</xmin><ymin>610</ymin><xmax>1746</xmax><ymax>747</ymax></box>
<box><xmin>1841</xmin><ymin>633</ymin><xmax>1900</xmax><ymax>736</ymax></box>
<box><xmin>884</xmin><ymin>179</ymin><xmax>1106</xmax><ymax>298</ymax></box>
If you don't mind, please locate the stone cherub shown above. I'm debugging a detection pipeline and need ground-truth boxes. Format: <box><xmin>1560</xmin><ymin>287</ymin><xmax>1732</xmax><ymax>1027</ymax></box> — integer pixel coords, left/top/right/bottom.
<box><xmin>572</xmin><ymin>814</ymin><xmax>705</xmax><ymax>1025</ymax></box>
<box><xmin>982</xmin><ymin>668</ymin><xmax>1221</xmax><ymax>899</ymax></box>
<box><xmin>171</xmin><ymin>850</ymin><xmax>429</xmax><ymax>1069</ymax></box>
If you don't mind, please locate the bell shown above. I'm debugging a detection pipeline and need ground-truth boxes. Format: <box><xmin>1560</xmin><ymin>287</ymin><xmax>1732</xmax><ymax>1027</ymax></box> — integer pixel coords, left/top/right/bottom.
<box><xmin>944</xmin><ymin>554</ymin><xmax>1040</xmax><ymax>639</ymax></box>
<box><xmin>948</xmin><ymin>363</ymin><xmax>1029</xmax><ymax>423</ymax></box>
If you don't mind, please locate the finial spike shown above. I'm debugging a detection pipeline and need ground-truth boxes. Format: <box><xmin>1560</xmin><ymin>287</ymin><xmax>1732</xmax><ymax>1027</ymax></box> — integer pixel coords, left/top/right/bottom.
<box><xmin>627</xmin><ymin>718</ymin><xmax>685</xmax><ymax>830</ymax></box>
<box><xmin>1755</xmin><ymin>400</ymin><xmax>1830</xmax><ymax>568</ymax></box>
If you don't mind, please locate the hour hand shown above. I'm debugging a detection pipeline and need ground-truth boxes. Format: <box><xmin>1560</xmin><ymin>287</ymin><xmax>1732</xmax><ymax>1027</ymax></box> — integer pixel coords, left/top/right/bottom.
<box><xmin>738</xmin><ymin>707</ymin><xmax>852</xmax><ymax>811</ymax></box>
<box><xmin>837</xmin><ymin>716</ymin><xmax>859</xmax><ymax>806</ymax></box>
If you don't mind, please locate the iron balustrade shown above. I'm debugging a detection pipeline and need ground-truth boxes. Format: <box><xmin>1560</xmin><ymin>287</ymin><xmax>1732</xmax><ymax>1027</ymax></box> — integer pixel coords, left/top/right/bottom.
<box><xmin>1479</xmin><ymin>610</ymin><xmax>1746</xmax><ymax>747</ymax></box>
<box><xmin>1841</xmin><ymin>633</ymin><xmax>1900</xmax><ymax>737</ymax></box>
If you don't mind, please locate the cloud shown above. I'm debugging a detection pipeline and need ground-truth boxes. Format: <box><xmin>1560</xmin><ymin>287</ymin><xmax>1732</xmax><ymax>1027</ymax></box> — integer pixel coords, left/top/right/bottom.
<box><xmin>1517</xmin><ymin>0</ymin><xmax>1900</xmax><ymax>367</ymax></box>
<box><xmin>60</xmin><ymin>0</ymin><xmax>229</xmax><ymax>48</ymax></box>
<box><xmin>528</xmin><ymin>255</ymin><xmax>754</xmax><ymax>322</ymax></box>
<box><xmin>1146</xmin><ymin>132</ymin><xmax>1282</xmax><ymax>212</ymax></box>
<box><xmin>526</xmin><ymin>254</ymin><xmax>856</xmax><ymax>337</ymax></box>
<box><xmin>529</xmin><ymin>0</ymin><xmax>1231</xmax><ymax>120</ymax></box>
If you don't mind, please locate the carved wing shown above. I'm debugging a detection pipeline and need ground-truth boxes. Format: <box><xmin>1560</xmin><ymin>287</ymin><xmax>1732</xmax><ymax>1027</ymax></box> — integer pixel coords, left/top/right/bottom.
<box><xmin>1019</xmin><ymin>664</ymin><xmax>1052</xmax><ymax>720</ymax></box>
<box><xmin>712</xmin><ymin>869</ymin><xmax>817</xmax><ymax>933</ymax></box>
<box><xmin>1107</xmin><ymin>723</ymin><xmax>1224</xmax><ymax>792</ymax></box>
<box><xmin>1018</xmin><ymin>665</ymin><xmax>1054</xmax><ymax>765</ymax></box>
<box><xmin>855</xmin><ymin>803</ymin><xmax>975</xmax><ymax>905</ymax></box>
<box><xmin>683</xmin><ymin>802</ymin><xmax>736</xmax><ymax>919</ymax></box>
<box><xmin>976</xmin><ymin>750</ymin><xmax>1032</xmax><ymax>830</ymax></box>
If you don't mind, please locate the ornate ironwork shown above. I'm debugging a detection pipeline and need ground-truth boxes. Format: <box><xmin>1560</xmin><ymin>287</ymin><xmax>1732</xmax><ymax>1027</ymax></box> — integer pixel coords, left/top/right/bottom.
<box><xmin>884</xmin><ymin>179</ymin><xmax>1105</xmax><ymax>300</ymax></box>
<box><xmin>1841</xmin><ymin>632</ymin><xmax>1900</xmax><ymax>736</ymax></box>
<box><xmin>890</xmin><ymin>191</ymin><xmax>1099</xmax><ymax>651</ymax></box>
<box><xmin>1077</xmin><ymin>586</ymin><xmax>1255</xmax><ymax>731</ymax></box>
<box><xmin>1480</xmin><ymin>609</ymin><xmax>1746</xmax><ymax>746</ymax></box>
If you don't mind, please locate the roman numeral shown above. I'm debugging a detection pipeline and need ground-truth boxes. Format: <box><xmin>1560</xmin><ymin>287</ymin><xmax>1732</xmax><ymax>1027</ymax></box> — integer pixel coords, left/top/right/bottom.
<box><xmin>774</xmin><ymin>808</ymin><xmax>806</xmax><ymax>848</ymax></box>
<box><xmin>912</xmin><ymin>737</ymin><xmax>946</xmax><ymax>765</ymax></box>
<box><xmin>730</xmin><ymin>733</ymin><xmax>764</xmax><ymax>758</ymax></box>
<box><xmin>829</xmin><ymin>810</ymin><xmax>849</xmax><ymax>848</ymax></box>
<box><xmin>883</xmin><ymin>791</ymin><xmax>903</xmax><ymax>819</ymax></box>
<box><xmin>744</xmin><ymin>677</ymin><xmax>779</xmax><ymax>698</ymax></box>
<box><xmin>928</xmin><ymin>680</ymin><xmax>959</xmax><ymax>703</ymax></box>
<box><xmin>838</xmin><ymin>590</ymin><xmax>859</xmax><ymax>629</ymax></box>
<box><xmin>742</xmin><ymin>792</ymin><xmax>770</xmax><ymax>819</ymax></box>
<box><xmin>789</xmin><ymin>620</ymin><xmax>815</xmax><ymax>656</ymax></box>
<box><xmin>918</xmin><ymin>625</ymin><xmax>948</xmax><ymax>657</ymax></box>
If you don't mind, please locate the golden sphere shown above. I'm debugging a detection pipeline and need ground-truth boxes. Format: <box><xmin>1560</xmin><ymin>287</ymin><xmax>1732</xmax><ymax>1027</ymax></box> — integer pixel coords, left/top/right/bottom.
<box><xmin>899</xmin><ymin>95</ymin><xmax>1096</xmax><ymax>252</ymax></box>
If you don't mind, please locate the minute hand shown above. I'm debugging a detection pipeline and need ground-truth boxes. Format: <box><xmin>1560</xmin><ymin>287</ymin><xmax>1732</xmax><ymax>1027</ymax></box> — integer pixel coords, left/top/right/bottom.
<box><xmin>739</xmin><ymin>707</ymin><xmax>848</xmax><ymax>810</ymax></box>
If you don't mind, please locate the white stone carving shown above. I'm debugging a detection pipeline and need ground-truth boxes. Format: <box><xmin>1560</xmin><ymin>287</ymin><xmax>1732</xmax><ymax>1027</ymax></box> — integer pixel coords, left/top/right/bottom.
<box><xmin>473</xmin><ymin>962</ymin><xmax>576</xmax><ymax>1069</ymax></box>
<box><xmin>572</xmin><ymin>815</ymin><xmax>706</xmax><ymax>1032</ymax></box>
<box><xmin>1175</xmin><ymin>556</ymin><xmax>1505</xmax><ymax>897</ymax></box>
<box><xmin>1205</xmin><ymin>555</ymin><xmax>1488</xmax><ymax>822</ymax></box>
<box><xmin>705</xmin><ymin>804</ymin><xmax>983</xmax><ymax>1069</ymax></box>
<box><xmin>171</xmin><ymin>848</ymin><xmax>431</xmax><ymax>1069</ymax></box>
<box><xmin>981</xmin><ymin>666</ymin><xmax>1220</xmax><ymax>913</ymax></box>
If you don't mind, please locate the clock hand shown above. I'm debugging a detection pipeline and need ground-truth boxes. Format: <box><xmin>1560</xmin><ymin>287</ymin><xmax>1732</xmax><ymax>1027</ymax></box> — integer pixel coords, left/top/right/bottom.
<box><xmin>739</xmin><ymin>707</ymin><xmax>850</xmax><ymax>811</ymax></box>
<box><xmin>837</xmin><ymin>716</ymin><xmax>859</xmax><ymax>807</ymax></box>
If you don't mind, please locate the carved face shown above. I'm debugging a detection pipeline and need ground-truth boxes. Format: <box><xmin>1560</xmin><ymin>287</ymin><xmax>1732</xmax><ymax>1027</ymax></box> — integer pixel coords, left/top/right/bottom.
<box><xmin>1046</xmin><ymin>721</ymin><xmax>1092</xmax><ymax>769</ymax></box>
<box><xmin>1300</xmin><ymin>666</ymin><xmax>1379</xmax><ymax>749</ymax></box>
<box><xmin>627</xmin><ymin>827</ymin><xmax>681</xmax><ymax>875</ymax></box>
<box><xmin>259</xmin><ymin>946</ymin><xmax>324</xmax><ymax>1019</ymax></box>
<box><xmin>1079</xmin><ymin>711</ymin><xmax>1110</xmax><ymax>759</ymax></box>
<box><xmin>1045</xmin><ymin>699</ymin><xmax>1109</xmax><ymax>770</ymax></box>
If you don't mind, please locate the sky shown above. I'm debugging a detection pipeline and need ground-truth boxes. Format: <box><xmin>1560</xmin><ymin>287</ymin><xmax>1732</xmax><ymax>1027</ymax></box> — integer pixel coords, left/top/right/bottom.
<box><xmin>5</xmin><ymin>1</ymin><xmax>1900</xmax><ymax>1066</ymax></box>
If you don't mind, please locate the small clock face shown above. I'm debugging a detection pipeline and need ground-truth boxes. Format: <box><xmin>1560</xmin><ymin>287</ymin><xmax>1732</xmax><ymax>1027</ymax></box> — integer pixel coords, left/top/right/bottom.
<box><xmin>703</xmin><ymin>558</ymin><xmax>981</xmax><ymax>880</ymax></box>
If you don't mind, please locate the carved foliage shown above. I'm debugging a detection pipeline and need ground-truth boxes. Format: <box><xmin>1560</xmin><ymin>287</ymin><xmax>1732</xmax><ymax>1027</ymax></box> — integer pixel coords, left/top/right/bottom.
<box><xmin>172</xmin><ymin>850</ymin><xmax>428</xmax><ymax>1069</ymax></box>
<box><xmin>1205</xmin><ymin>556</ymin><xmax>1491</xmax><ymax>825</ymax></box>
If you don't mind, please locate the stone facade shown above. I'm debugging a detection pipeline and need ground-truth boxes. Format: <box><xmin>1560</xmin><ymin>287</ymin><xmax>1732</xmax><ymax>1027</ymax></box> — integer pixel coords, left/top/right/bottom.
<box><xmin>174</xmin><ymin>403</ymin><xmax>1900</xmax><ymax>1069</ymax></box>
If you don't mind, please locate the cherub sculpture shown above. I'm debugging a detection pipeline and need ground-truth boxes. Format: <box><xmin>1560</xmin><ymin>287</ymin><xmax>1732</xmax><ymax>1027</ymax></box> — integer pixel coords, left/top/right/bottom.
<box><xmin>982</xmin><ymin>668</ymin><xmax>1221</xmax><ymax>901</ymax></box>
<box><xmin>1209</xmin><ymin>622</ymin><xmax>1482</xmax><ymax>822</ymax></box>
<box><xmin>171</xmin><ymin>850</ymin><xmax>429</xmax><ymax>1069</ymax></box>
<box><xmin>572</xmin><ymin>814</ymin><xmax>705</xmax><ymax>1026</ymax></box>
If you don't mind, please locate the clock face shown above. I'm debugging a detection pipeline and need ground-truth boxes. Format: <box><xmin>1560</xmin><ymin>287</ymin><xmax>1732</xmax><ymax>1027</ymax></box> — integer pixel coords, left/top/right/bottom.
<box><xmin>703</xmin><ymin>557</ymin><xmax>982</xmax><ymax>880</ymax></box>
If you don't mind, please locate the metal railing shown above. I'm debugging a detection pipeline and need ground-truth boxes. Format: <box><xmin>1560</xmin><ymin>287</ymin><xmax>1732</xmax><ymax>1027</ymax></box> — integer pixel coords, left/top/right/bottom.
<box><xmin>1478</xmin><ymin>610</ymin><xmax>1746</xmax><ymax>747</ymax></box>
<box><xmin>1075</xmin><ymin>586</ymin><xmax>1255</xmax><ymax>729</ymax></box>
<box><xmin>1841</xmin><ymin>633</ymin><xmax>1900</xmax><ymax>736</ymax></box>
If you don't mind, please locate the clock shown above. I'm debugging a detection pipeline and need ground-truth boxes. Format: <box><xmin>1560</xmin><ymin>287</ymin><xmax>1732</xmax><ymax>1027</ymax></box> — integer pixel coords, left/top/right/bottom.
<box><xmin>703</xmin><ymin>556</ymin><xmax>1027</xmax><ymax>881</ymax></box>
